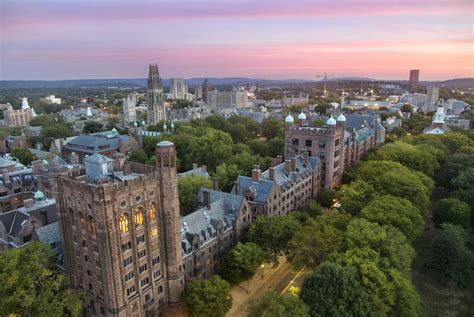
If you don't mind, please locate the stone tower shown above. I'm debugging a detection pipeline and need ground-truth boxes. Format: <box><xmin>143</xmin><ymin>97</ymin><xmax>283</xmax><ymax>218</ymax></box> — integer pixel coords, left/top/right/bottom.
<box><xmin>155</xmin><ymin>141</ymin><xmax>185</xmax><ymax>303</ymax></box>
<box><xmin>147</xmin><ymin>64</ymin><xmax>165</xmax><ymax>125</ymax></box>
<box><xmin>201</xmin><ymin>78</ymin><xmax>209</xmax><ymax>104</ymax></box>
<box><xmin>56</xmin><ymin>142</ymin><xmax>184</xmax><ymax>316</ymax></box>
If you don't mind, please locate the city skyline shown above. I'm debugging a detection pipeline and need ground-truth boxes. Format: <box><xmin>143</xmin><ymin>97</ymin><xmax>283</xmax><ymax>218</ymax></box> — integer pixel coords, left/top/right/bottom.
<box><xmin>1</xmin><ymin>0</ymin><xmax>473</xmax><ymax>81</ymax></box>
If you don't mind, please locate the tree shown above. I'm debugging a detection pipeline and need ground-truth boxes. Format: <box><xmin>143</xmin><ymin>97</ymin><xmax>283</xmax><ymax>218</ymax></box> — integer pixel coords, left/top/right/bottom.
<box><xmin>221</xmin><ymin>242</ymin><xmax>264</xmax><ymax>285</ymax></box>
<box><xmin>261</xmin><ymin>118</ymin><xmax>284</xmax><ymax>140</ymax></box>
<box><xmin>315</xmin><ymin>187</ymin><xmax>335</xmax><ymax>208</ymax></box>
<box><xmin>178</xmin><ymin>175</ymin><xmax>212</xmax><ymax>216</ymax></box>
<box><xmin>39</xmin><ymin>124</ymin><xmax>74</xmax><ymax>148</ymax></box>
<box><xmin>214</xmin><ymin>163</ymin><xmax>240</xmax><ymax>192</ymax></box>
<box><xmin>127</xmin><ymin>149</ymin><xmax>149</xmax><ymax>164</ymax></box>
<box><xmin>267</xmin><ymin>137</ymin><xmax>284</xmax><ymax>158</ymax></box>
<box><xmin>422</xmin><ymin>224</ymin><xmax>474</xmax><ymax>289</ymax></box>
<box><xmin>435</xmin><ymin>153</ymin><xmax>474</xmax><ymax>189</ymax></box>
<box><xmin>0</xmin><ymin>242</ymin><xmax>83</xmax><ymax>317</ymax></box>
<box><xmin>330</xmin><ymin>249</ymin><xmax>395</xmax><ymax>315</ymax></box>
<box><xmin>336</xmin><ymin>180</ymin><xmax>374</xmax><ymax>216</ymax></box>
<box><xmin>432</xmin><ymin>198</ymin><xmax>471</xmax><ymax>229</ymax></box>
<box><xmin>247</xmin><ymin>139</ymin><xmax>269</xmax><ymax>157</ymax></box>
<box><xmin>388</xmin><ymin>269</ymin><xmax>422</xmax><ymax>317</ymax></box>
<box><xmin>360</xmin><ymin>195</ymin><xmax>424</xmax><ymax>241</ymax></box>
<box><xmin>287</xmin><ymin>218</ymin><xmax>343</xmax><ymax>270</ymax></box>
<box><xmin>345</xmin><ymin>219</ymin><xmax>414</xmax><ymax>274</ymax></box>
<box><xmin>247</xmin><ymin>215</ymin><xmax>301</xmax><ymax>264</ymax></box>
<box><xmin>82</xmin><ymin>121</ymin><xmax>103</xmax><ymax>134</ymax></box>
<box><xmin>11</xmin><ymin>148</ymin><xmax>36</xmax><ymax>166</ymax></box>
<box><xmin>400</xmin><ymin>103</ymin><xmax>413</xmax><ymax>113</ymax></box>
<box><xmin>370</xmin><ymin>141</ymin><xmax>439</xmax><ymax>176</ymax></box>
<box><xmin>299</xmin><ymin>263</ymin><xmax>372</xmax><ymax>317</ymax></box>
<box><xmin>300</xmin><ymin>200</ymin><xmax>323</xmax><ymax>218</ymax></box>
<box><xmin>183</xmin><ymin>275</ymin><xmax>232</xmax><ymax>317</ymax></box>
<box><xmin>450</xmin><ymin>188</ymin><xmax>474</xmax><ymax>228</ymax></box>
<box><xmin>248</xmin><ymin>291</ymin><xmax>309</xmax><ymax>317</ymax></box>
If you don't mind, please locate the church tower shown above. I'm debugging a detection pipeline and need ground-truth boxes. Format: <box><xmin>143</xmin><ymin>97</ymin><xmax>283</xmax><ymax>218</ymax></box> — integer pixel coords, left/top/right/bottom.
<box><xmin>147</xmin><ymin>64</ymin><xmax>165</xmax><ymax>125</ymax></box>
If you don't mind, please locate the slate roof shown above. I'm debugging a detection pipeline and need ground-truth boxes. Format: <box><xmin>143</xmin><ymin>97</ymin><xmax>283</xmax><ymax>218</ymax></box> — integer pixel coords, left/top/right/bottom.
<box><xmin>180</xmin><ymin>189</ymin><xmax>243</xmax><ymax>254</ymax></box>
<box><xmin>344</xmin><ymin>115</ymin><xmax>374</xmax><ymax>130</ymax></box>
<box><xmin>0</xmin><ymin>168</ymin><xmax>36</xmax><ymax>189</ymax></box>
<box><xmin>35</xmin><ymin>222</ymin><xmax>60</xmax><ymax>246</ymax></box>
<box><xmin>234</xmin><ymin>176</ymin><xmax>274</xmax><ymax>203</ymax></box>
<box><xmin>178</xmin><ymin>166</ymin><xmax>210</xmax><ymax>178</ymax></box>
<box><xmin>261</xmin><ymin>155</ymin><xmax>318</xmax><ymax>191</ymax></box>
<box><xmin>63</xmin><ymin>133</ymin><xmax>128</xmax><ymax>154</ymax></box>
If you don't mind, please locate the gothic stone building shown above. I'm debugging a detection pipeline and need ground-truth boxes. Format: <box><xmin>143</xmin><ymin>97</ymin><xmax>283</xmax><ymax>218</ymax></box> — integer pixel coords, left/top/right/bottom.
<box><xmin>233</xmin><ymin>152</ymin><xmax>321</xmax><ymax>219</ymax></box>
<box><xmin>56</xmin><ymin>141</ymin><xmax>184</xmax><ymax>317</ymax></box>
<box><xmin>284</xmin><ymin>112</ymin><xmax>385</xmax><ymax>189</ymax></box>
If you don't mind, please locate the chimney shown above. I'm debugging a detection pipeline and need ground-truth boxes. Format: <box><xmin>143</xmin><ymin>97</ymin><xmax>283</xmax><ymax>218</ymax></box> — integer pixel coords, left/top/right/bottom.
<box><xmin>252</xmin><ymin>168</ymin><xmax>261</xmax><ymax>182</ymax></box>
<box><xmin>203</xmin><ymin>190</ymin><xmax>211</xmax><ymax>210</ymax></box>
<box><xmin>284</xmin><ymin>160</ymin><xmax>291</xmax><ymax>175</ymax></box>
<box><xmin>192</xmin><ymin>163</ymin><xmax>198</xmax><ymax>170</ymax></box>
<box><xmin>276</xmin><ymin>155</ymin><xmax>283</xmax><ymax>164</ymax></box>
<box><xmin>201</xmin><ymin>165</ymin><xmax>207</xmax><ymax>173</ymax></box>
<box><xmin>304</xmin><ymin>151</ymin><xmax>309</xmax><ymax>164</ymax></box>
<box><xmin>270</xmin><ymin>158</ymin><xmax>277</xmax><ymax>167</ymax></box>
<box><xmin>234</xmin><ymin>181</ymin><xmax>240</xmax><ymax>195</ymax></box>
<box><xmin>59</xmin><ymin>138</ymin><xmax>64</xmax><ymax>150</ymax></box>
<box><xmin>269</xmin><ymin>167</ymin><xmax>275</xmax><ymax>181</ymax></box>
<box><xmin>123</xmin><ymin>163</ymin><xmax>132</xmax><ymax>176</ymax></box>
<box><xmin>212</xmin><ymin>178</ymin><xmax>219</xmax><ymax>191</ymax></box>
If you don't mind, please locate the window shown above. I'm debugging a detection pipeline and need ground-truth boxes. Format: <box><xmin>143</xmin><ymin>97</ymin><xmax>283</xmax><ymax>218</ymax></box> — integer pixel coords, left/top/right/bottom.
<box><xmin>125</xmin><ymin>272</ymin><xmax>134</xmax><ymax>281</ymax></box>
<box><xmin>136</xmin><ymin>235</ymin><xmax>145</xmax><ymax>244</ymax></box>
<box><xmin>318</xmin><ymin>152</ymin><xmax>325</xmax><ymax>159</ymax></box>
<box><xmin>152</xmin><ymin>256</ymin><xmax>160</xmax><ymax>265</ymax></box>
<box><xmin>293</xmin><ymin>139</ymin><xmax>299</xmax><ymax>146</ymax></box>
<box><xmin>79</xmin><ymin>213</ymin><xmax>85</xmax><ymax>229</ymax></box>
<box><xmin>119</xmin><ymin>214</ymin><xmax>129</xmax><ymax>233</ymax></box>
<box><xmin>150</xmin><ymin>228</ymin><xmax>158</xmax><ymax>238</ymax></box>
<box><xmin>140</xmin><ymin>277</ymin><xmax>149</xmax><ymax>287</ymax></box>
<box><xmin>138</xmin><ymin>250</ymin><xmax>146</xmax><ymax>259</ymax></box>
<box><xmin>334</xmin><ymin>149</ymin><xmax>340</xmax><ymax>157</ymax></box>
<box><xmin>89</xmin><ymin>217</ymin><xmax>96</xmax><ymax>234</ymax></box>
<box><xmin>145</xmin><ymin>294</ymin><xmax>152</xmax><ymax>303</ymax></box>
<box><xmin>123</xmin><ymin>256</ymin><xmax>133</xmax><ymax>267</ymax></box>
<box><xmin>305</xmin><ymin>140</ymin><xmax>312</xmax><ymax>147</ymax></box>
<box><xmin>14</xmin><ymin>188</ymin><xmax>21</xmax><ymax>193</ymax></box>
<box><xmin>148</xmin><ymin>203</ymin><xmax>156</xmax><ymax>220</ymax></box>
<box><xmin>126</xmin><ymin>286</ymin><xmax>136</xmax><ymax>297</ymax></box>
<box><xmin>335</xmin><ymin>138</ymin><xmax>340</xmax><ymax>146</ymax></box>
<box><xmin>157</xmin><ymin>285</ymin><xmax>163</xmax><ymax>294</ymax></box>
<box><xmin>319</xmin><ymin>140</ymin><xmax>326</xmax><ymax>148</ymax></box>
<box><xmin>122</xmin><ymin>241</ymin><xmax>132</xmax><ymax>252</ymax></box>
<box><xmin>153</xmin><ymin>270</ymin><xmax>161</xmax><ymax>279</ymax></box>
<box><xmin>22</xmin><ymin>234</ymin><xmax>32</xmax><ymax>243</ymax></box>
<box><xmin>134</xmin><ymin>208</ymin><xmax>143</xmax><ymax>227</ymax></box>
<box><xmin>139</xmin><ymin>264</ymin><xmax>147</xmax><ymax>273</ymax></box>
<box><xmin>100</xmin><ymin>306</ymin><xmax>105</xmax><ymax>315</ymax></box>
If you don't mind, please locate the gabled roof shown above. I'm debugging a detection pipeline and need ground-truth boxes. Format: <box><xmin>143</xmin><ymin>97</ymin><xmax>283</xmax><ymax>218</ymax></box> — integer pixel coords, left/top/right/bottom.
<box><xmin>234</xmin><ymin>176</ymin><xmax>275</xmax><ymax>203</ymax></box>
<box><xmin>261</xmin><ymin>155</ymin><xmax>319</xmax><ymax>190</ymax></box>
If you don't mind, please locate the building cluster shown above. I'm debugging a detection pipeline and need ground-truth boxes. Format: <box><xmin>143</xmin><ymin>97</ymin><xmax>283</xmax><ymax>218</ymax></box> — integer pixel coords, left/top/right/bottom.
<box><xmin>2</xmin><ymin>98</ymin><xmax>37</xmax><ymax>127</ymax></box>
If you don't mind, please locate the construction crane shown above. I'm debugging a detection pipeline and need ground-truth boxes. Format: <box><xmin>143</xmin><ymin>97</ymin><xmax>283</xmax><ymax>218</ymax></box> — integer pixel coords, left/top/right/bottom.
<box><xmin>315</xmin><ymin>73</ymin><xmax>335</xmax><ymax>97</ymax></box>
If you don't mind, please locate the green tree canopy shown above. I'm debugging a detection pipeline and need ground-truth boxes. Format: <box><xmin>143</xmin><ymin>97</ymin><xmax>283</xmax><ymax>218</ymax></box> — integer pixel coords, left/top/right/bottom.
<box><xmin>214</xmin><ymin>163</ymin><xmax>240</xmax><ymax>192</ymax></box>
<box><xmin>287</xmin><ymin>218</ymin><xmax>343</xmax><ymax>270</ymax></box>
<box><xmin>435</xmin><ymin>153</ymin><xmax>474</xmax><ymax>189</ymax></box>
<box><xmin>0</xmin><ymin>242</ymin><xmax>82</xmax><ymax>317</ymax></box>
<box><xmin>247</xmin><ymin>215</ymin><xmax>302</xmax><ymax>264</ymax></box>
<box><xmin>360</xmin><ymin>195</ymin><xmax>424</xmax><ymax>241</ymax></box>
<box><xmin>336</xmin><ymin>180</ymin><xmax>374</xmax><ymax>216</ymax></box>
<box><xmin>388</xmin><ymin>269</ymin><xmax>422</xmax><ymax>317</ymax></box>
<box><xmin>82</xmin><ymin>121</ymin><xmax>103</xmax><ymax>134</ymax></box>
<box><xmin>422</xmin><ymin>223</ymin><xmax>474</xmax><ymax>289</ymax></box>
<box><xmin>315</xmin><ymin>187</ymin><xmax>335</xmax><ymax>208</ymax></box>
<box><xmin>261</xmin><ymin>118</ymin><xmax>284</xmax><ymax>140</ymax></box>
<box><xmin>432</xmin><ymin>198</ymin><xmax>471</xmax><ymax>229</ymax></box>
<box><xmin>127</xmin><ymin>149</ymin><xmax>149</xmax><ymax>165</ymax></box>
<box><xmin>345</xmin><ymin>219</ymin><xmax>414</xmax><ymax>274</ymax></box>
<box><xmin>248</xmin><ymin>291</ymin><xmax>309</xmax><ymax>317</ymax></box>
<box><xmin>11</xmin><ymin>148</ymin><xmax>36</xmax><ymax>166</ymax></box>
<box><xmin>178</xmin><ymin>175</ymin><xmax>212</xmax><ymax>216</ymax></box>
<box><xmin>299</xmin><ymin>262</ymin><xmax>372</xmax><ymax>317</ymax></box>
<box><xmin>221</xmin><ymin>242</ymin><xmax>264</xmax><ymax>285</ymax></box>
<box><xmin>183</xmin><ymin>275</ymin><xmax>232</xmax><ymax>317</ymax></box>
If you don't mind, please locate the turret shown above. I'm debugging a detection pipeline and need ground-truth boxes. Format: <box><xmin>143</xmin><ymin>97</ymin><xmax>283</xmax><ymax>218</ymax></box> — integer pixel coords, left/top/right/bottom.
<box><xmin>155</xmin><ymin>141</ymin><xmax>185</xmax><ymax>303</ymax></box>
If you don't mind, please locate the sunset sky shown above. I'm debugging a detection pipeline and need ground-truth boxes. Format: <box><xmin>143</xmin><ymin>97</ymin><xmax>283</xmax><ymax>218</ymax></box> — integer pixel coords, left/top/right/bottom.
<box><xmin>1</xmin><ymin>0</ymin><xmax>473</xmax><ymax>80</ymax></box>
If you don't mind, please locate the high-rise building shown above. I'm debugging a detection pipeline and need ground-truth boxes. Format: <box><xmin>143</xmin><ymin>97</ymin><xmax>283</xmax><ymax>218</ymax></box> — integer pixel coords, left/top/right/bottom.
<box><xmin>169</xmin><ymin>78</ymin><xmax>187</xmax><ymax>100</ymax></box>
<box><xmin>207</xmin><ymin>87</ymin><xmax>248</xmax><ymax>109</ymax></box>
<box><xmin>147</xmin><ymin>64</ymin><xmax>166</xmax><ymax>125</ymax></box>
<box><xmin>201</xmin><ymin>78</ymin><xmax>210</xmax><ymax>103</ymax></box>
<box><xmin>56</xmin><ymin>141</ymin><xmax>184</xmax><ymax>316</ymax></box>
<box><xmin>425</xmin><ymin>86</ymin><xmax>439</xmax><ymax>112</ymax></box>
<box><xmin>409</xmin><ymin>69</ymin><xmax>420</xmax><ymax>92</ymax></box>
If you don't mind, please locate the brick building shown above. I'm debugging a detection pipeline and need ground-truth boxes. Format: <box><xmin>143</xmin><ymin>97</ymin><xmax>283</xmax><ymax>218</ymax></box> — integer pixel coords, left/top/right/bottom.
<box><xmin>56</xmin><ymin>142</ymin><xmax>184</xmax><ymax>316</ymax></box>
<box><xmin>284</xmin><ymin>112</ymin><xmax>384</xmax><ymax>189</ymax></box>
<box><xmin>233</xmin><ymin>152</ymin><xmax>321</xmax><ymax>219</ymax></box>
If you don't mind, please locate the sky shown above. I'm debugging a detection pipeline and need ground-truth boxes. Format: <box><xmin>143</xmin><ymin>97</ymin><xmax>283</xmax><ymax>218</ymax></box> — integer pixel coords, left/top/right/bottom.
<box><xmin>1</xmin><ymin>0</ymin><xmax>473</xmax><ymax>80</ymax></box>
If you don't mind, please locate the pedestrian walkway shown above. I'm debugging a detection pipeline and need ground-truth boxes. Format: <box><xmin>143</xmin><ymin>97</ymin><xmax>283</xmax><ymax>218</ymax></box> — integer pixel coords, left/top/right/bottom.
<box><xmin>227</xmin><ymin>256</ymin><xmax>302</xmax><ymax>317</ymax></box>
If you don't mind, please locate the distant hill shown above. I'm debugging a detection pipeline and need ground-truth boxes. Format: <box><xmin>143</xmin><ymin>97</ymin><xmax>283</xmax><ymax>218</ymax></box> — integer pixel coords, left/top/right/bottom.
<box><xmin>439</xmin><ymin>78</ymin><xmax>474</xmax><ymax>89</ymax></box>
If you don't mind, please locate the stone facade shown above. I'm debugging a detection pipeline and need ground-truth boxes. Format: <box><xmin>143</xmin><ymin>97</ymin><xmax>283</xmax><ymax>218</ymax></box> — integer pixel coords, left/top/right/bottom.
<box><xmin>3</xmin><ymin>108</ymin><xmax>33</xmax><ymax>127</ymax></box>
<box><xmin>233</xmin><ymin>152</ymin><xmax>321</xmax><ymax>219</ymax></box>
<box><xmin>147</xmin><ymin>64</ymin><xmax>166</xmax><ymax>125</ymax></box>
<box><xmin>56</xmin><ymin>142</ymin><xmax>184</xmax><ymax>317</ymax></box>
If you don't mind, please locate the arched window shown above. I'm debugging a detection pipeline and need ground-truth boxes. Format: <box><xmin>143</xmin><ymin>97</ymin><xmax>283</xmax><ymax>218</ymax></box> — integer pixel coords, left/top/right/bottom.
<box><xmin>134</xmin><ymin>208</ymin><xmax>144</xmax><ymax>227</ymax></box>
<box><xmin>119</xmin><ymin>214</ymin><xmax>129</xmax><ymax>233</ymax></box>
<box><xmin>88</xmin><ymin>216</ymin><xmax>96</xmax><ymax>234</ymax></box>
<box><xmin>79</xmin><ymin>212</ymin><xmax>85</xmax><ymax>229</ymax></box>
<box><xmin>148</xmin><ymin>202</ymin><xmax>156</xmax><ymax>220</ymax></box>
